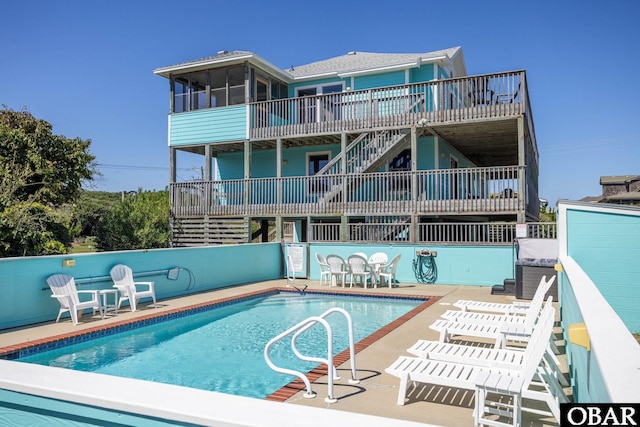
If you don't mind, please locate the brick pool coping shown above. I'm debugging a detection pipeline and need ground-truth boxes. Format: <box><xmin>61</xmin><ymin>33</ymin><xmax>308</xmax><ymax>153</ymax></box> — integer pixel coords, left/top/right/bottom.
<box><xmin>0</xmin><ymin>287</ymin><xmax>440</xmax><ymax>402</ymax></box>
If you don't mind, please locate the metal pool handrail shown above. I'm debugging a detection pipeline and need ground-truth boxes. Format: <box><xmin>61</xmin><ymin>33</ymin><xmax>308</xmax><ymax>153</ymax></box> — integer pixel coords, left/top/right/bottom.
<box><xmin>263</xmin><ymin>307</ymin><xmax>359</xmax><ymax>403</ymax></box>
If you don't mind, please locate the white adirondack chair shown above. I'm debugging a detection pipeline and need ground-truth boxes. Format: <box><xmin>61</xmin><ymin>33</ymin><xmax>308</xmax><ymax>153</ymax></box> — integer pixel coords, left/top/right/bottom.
<box><xmin>385</xmin><ymin>300</ymin><xmax>563</xmax><ymax>426</ymax></box>
<box><xmin>109</xmin><ymin>264</ymin><xmax>157</xmax><ymax>312</ymax></box>
<box><xmin>46</xmin><ymin>274</ymin><xmax>104</xmax><ymax>325</ymax></box>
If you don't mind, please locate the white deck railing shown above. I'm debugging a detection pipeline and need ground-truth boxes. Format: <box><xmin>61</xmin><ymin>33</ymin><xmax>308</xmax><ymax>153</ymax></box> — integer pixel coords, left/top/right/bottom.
<box><xmin>171</xmin><ymin>165</ymin><xmax>527</xmax><ymax>217</ymax></box>
<box><xmin>310</xmin><ymin>221</ymin><xmax>556</xmax><ymax>244</ymax></box>
<box><xmin>249</xmin><ymin>71</ymin><xmax>526</xmax><ymax>139</ymax></box>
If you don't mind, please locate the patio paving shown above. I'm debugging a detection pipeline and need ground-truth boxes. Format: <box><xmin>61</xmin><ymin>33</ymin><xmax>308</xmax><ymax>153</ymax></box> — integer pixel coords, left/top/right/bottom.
<box><xmin>0</xmin><ymin>278</ymin><xmax>568</xmax><ymax>426</ymax></box>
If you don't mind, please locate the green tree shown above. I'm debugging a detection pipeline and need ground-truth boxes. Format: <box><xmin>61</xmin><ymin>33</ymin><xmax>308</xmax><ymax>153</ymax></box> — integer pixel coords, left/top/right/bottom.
<box><xmin>71</xmin><ymin>190</ymin><xmax>122</xmax><ymax>237</ymax></box>
<box><xmin>96</xmin><ymin>190</ymin><xmax>170</xmax><ymax>251</ymax></box>
<box><xmin>0</xmin><ymin>107</ymin><xmax>96</xmax><ymax>257</ymax></box>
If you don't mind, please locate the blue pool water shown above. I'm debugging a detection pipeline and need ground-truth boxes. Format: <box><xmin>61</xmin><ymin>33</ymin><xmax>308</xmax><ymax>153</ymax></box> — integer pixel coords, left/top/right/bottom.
<box><xmin>20</xmin><ymin>292</ymin><xmax>421</xmax><ymax>399</ymax></box>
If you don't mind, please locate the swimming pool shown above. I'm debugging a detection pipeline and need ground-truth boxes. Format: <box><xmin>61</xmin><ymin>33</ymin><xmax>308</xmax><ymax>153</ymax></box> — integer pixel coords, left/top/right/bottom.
<box><xmin>19</xmin><ymin>291</ymin><xmax>422</xmax><ymax>399</ymax></box>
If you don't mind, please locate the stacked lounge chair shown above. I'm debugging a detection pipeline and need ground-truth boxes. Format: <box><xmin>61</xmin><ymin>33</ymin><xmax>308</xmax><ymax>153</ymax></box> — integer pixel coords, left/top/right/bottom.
<box><xmin>385</xmin><ymin>275</ymin><xmax>568</xmax><ymax>427</ymax></box>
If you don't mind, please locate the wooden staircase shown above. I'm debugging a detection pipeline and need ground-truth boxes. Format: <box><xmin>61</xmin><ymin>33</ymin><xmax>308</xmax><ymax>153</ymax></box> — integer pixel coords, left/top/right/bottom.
<box><xmin>318</xmin><ymin>129</ymin><xmax>410</xmax><ymax>203</ymax></box>
<box><xmin>171</xmin><ymin>217</ymin><xmax>249</xmax><ymax>246</ymax></box>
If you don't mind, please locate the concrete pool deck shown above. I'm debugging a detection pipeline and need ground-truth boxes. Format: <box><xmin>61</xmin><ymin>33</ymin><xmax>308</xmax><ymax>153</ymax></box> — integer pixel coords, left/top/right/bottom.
<box><xmin>0</xmin><ymin>279</ymin><xmax>567</xmax><ymax>426</ymax></box>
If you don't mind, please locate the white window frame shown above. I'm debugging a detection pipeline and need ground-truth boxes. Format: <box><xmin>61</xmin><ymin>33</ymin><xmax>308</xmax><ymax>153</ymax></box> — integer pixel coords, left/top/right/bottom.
<box><xmin>306</xmin><ymin>151</ymin><xmax>332</xmax><ymax>176</ymax></box>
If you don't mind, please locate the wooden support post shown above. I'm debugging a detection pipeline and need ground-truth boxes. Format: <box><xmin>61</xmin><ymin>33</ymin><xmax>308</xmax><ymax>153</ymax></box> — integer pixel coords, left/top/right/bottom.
<box><xmin>517</xmin><ymin>116</ymin><xmax>526</xmax><ymax>223</ymax></box>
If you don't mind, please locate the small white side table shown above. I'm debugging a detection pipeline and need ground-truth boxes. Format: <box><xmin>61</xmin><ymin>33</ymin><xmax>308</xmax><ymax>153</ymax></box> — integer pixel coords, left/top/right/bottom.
<box><xmin>99</xmin><ymin>289</ymin><xmax>119</xmax><ymax>315</ymax></box>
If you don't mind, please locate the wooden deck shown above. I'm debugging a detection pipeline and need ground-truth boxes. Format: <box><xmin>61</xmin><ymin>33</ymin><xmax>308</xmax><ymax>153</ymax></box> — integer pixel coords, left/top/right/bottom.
<box><xmin>170</xmin><ymin>166</ymin><xmax>528</xmax><ymax>218</ymax></box>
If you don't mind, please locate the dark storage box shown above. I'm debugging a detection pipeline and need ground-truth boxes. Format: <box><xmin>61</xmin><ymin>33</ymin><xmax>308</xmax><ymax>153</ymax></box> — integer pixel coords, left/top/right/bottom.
<box><xmin>515</xmin><ymin>258</ymin><xmax>558</xmax><ymax>301</ymax></box>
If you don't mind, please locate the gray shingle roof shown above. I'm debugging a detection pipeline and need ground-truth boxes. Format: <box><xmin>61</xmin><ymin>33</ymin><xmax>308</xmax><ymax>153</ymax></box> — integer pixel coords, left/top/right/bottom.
<box><xmin>154</xmin><ymin>47</ymin><xmax>465</xmax><ymax>81</ymax></box>
<box><xmin>287</xmin><ymin>47</ymin><xmax>462</xmax><ymax>79</ymax></box>
<box><xmin>156</xmin><ymin>51</ymin><xmax>254</xmax><ymax>71</ymax></box>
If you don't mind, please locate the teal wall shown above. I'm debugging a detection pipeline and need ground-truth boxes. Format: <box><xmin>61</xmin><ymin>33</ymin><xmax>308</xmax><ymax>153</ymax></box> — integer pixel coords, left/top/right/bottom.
<box><xmin>354</xmin><ymin>71</ymin><xmax>405</xmax><ymax>90</ymax></box>
<box><xmin>217</xmin><ymin>137</ymin><xmax>471</xmax><ymax>181</ymax></box>
<box><xmin>437</xmin><ymin>140</ymin><xmax>475</xmax><ymax>169</ymax></box>
<box><xmin>410</xmin><ymin>65</ymin><xmax>436</xmax><ymax>83</ymax></box>
<box><xmin>566</xmin><ymin>208</ymin><xmax>640</xmax><ymax>333</ymax></box>
<box><xmin>217</xmin><ymin>145</ymin><xmax>343</xmax><ymax>180</ymax></box>
<box><xmin>289</xmin><ymin>64</ymin><xmax>438</xmax><ymax>95</ymax></box>
<box><xmin>288</xmin><ymin>77</ymin><xmax>349</xmax><ymax>96</ymax></box>
<box><xmin>169</xmin><ymin>106</ymin><xmax>246</xmax><ymax>146</ymax></box>
<box><xmin>0</xmin><ymin>242</ymin><xmax>513</xmax><ymax>330</ymax></box>
<box><xmin>308</xmin><ymin>243</ymin><xmax>513</xmax><ymax>287</ymax></box>
<box><xmin>0</xmin><ymin>244</ymin><xmax>282</xmax><ymax>330</ymax></box>
<box><xmin>558</xmin><ymin>270</ymin><xmax>609</xmax><ymax>403</ymax></box>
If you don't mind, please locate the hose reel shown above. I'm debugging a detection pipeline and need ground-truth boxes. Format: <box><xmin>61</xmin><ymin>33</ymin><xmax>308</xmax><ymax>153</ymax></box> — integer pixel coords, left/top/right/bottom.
<box><xmin>413</xmin><ymin>248</ymin><xmax>437</xmax><ymax>284</ymax></box>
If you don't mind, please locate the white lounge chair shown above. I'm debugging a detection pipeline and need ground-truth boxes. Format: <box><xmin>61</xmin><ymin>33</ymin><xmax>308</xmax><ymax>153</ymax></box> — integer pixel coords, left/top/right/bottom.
<box><xmin>452</xmin><ymin>274</ymin><xmax>557</xmax><ymax>315</ymax></box>
<box><xmin>386</xmin><ymin>300</ymin><xmax>562</xmax><ymax>425</ymax></box>
<box><xmin>440</xmin><ymin>276</ymin><xmax>555</xmax><ymax>325</ymax></box>
<box><xmin>110</xmin><ymin>264</ymin><xmax>157</xmax><ymax>312</ymax></box>
<box><xmin>46</xmin><ymin>274</ymin><xmax>104</xmax><ymax>325</ymax></box>
<box><xmin>429</xmin><ymin>296</ymin><xmax>554</xmax><ymax>349</ymax></box>
<box><xmin>408</xmin><ymin>298</ymin><xmax>569</xmax><ymax>391</ymax></box>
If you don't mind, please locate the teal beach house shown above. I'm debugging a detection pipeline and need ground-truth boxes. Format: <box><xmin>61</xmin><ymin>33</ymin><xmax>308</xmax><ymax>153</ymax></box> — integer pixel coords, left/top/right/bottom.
<box><xmin>154</xmin><ymin>47</ymin><xmax>544</xmax><ymax>245</ymax></box>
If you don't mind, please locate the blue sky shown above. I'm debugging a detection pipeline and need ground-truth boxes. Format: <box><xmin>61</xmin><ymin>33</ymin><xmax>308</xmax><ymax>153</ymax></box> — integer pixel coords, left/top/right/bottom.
<box><xmin>2</xmin><ymin>0</ymin><xmax>639</xmax><ymax>207</ymax></box>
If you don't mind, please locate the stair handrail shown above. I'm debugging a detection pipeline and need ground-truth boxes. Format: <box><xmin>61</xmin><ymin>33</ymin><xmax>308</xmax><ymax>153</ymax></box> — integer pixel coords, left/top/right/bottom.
<box><xmin>263</xmin><ymin>307</ymin><xmax>359</xmax><ymax>403</ymax></box>
<box><xmin>291</xmin><ymin>307</ymin><xmax>359</xmax><ymax>384</ymax></box>
<box><xmin>315</xmin><ymin>132</ymin><xmax>369</xmax><ymax>176</ymax></box>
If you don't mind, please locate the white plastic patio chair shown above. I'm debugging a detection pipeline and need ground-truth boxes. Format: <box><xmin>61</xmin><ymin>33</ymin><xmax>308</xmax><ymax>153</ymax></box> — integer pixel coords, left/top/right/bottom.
<box><xmin>326</xmin><ymin>254</ymin><xmax>349</xmax><ymax>287</ymax></box>
<box><xmin>377</xmin><ymin>254</ymin><xmax>401</xmax><ymax>288</ymax></box>
<box><xmin>315</xmin><ymin>253</ymin><xmax>331</xmax><ymax>286</ymax></box>
<box><xmin>347</xmin><ymin>254</ymin><xmax>374</xmax><ymax>288</ymax></box>
<box><xmin>110</xmin><ymin>264</ymin><xmax>157</xmax><ymax>312</ymax></box>
<box><xmin>368</xmin><ymin>252</ymin><xmax>388</xmax><ymax>264</ymax></box>
<box><xmin>46</xmin><ymin>274</ymin><xmax>104</xmax><ymax>325</ymax></box>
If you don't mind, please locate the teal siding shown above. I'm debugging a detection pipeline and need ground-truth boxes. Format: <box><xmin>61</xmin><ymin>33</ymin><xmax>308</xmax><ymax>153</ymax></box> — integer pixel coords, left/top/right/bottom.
<box><xmin>354</xmin><ymin>71</ymin><xmax>405</xmax><ymax>90</ymax></box>
<box><xmin>416</xmin><ymin>136</ymin><xmax>436</xmax><ymax>170</ymax></box>
<box><xmin>217</xmin><ymin>145</ymin><xmax>342</xmax><ymax>181</ymax></box>
<box><xmin>437</xmin><ymin>140</ymin><xmax>475</xmax><ymax>169</ymax></box>
<box><xmin>288</xmin><ymin>77</ymin><xmax>349</xmax><ymax>96</ymax></box>
<box><xmin>409</xmin><ymin>65</ymin><xmax>435</xmax><ymax>84</ymax></box>
<box><xmin>169</xmin><ymin>106</ymin><xmax>246</xmax><ymax>146</ymax></box>
<box><xmin>566</xmin><ymin>208</ymin><xmax>640</xmax><ymax>333</ymax></box>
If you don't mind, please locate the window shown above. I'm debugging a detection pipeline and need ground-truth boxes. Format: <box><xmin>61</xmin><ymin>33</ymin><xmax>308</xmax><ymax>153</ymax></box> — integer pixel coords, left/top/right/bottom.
<box><xmin>307</xmin><ymin>152</ymin><xmax>331</xmax><ymax>194</ymax></box>
<box><xmin>389</xmin><ymin>149</ymin><xmax>411</xmax><ymax>171</ymax></box>
<box><xmin>210</xmin><ymin>69</ymin><xmax>227</xmax><ymax>108</ymax></box>
<box><xmin>228</xmin><ymin>66</ymin><xmax>245</xmax><ymax>105</ymax></box>
<box><xmin>172</xmin><ymin>66</ymin><xmax>246</xmax><ymax>112</ymax></box>
<box><xmin>308</xmin><ymin>153</ymin><xmax>329</xmax><ymax>175</ymax></box>
<box><xmin>296</xmin><ymin>83</ymin><xmax>344</xmax><ymax>123</ymax></box>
